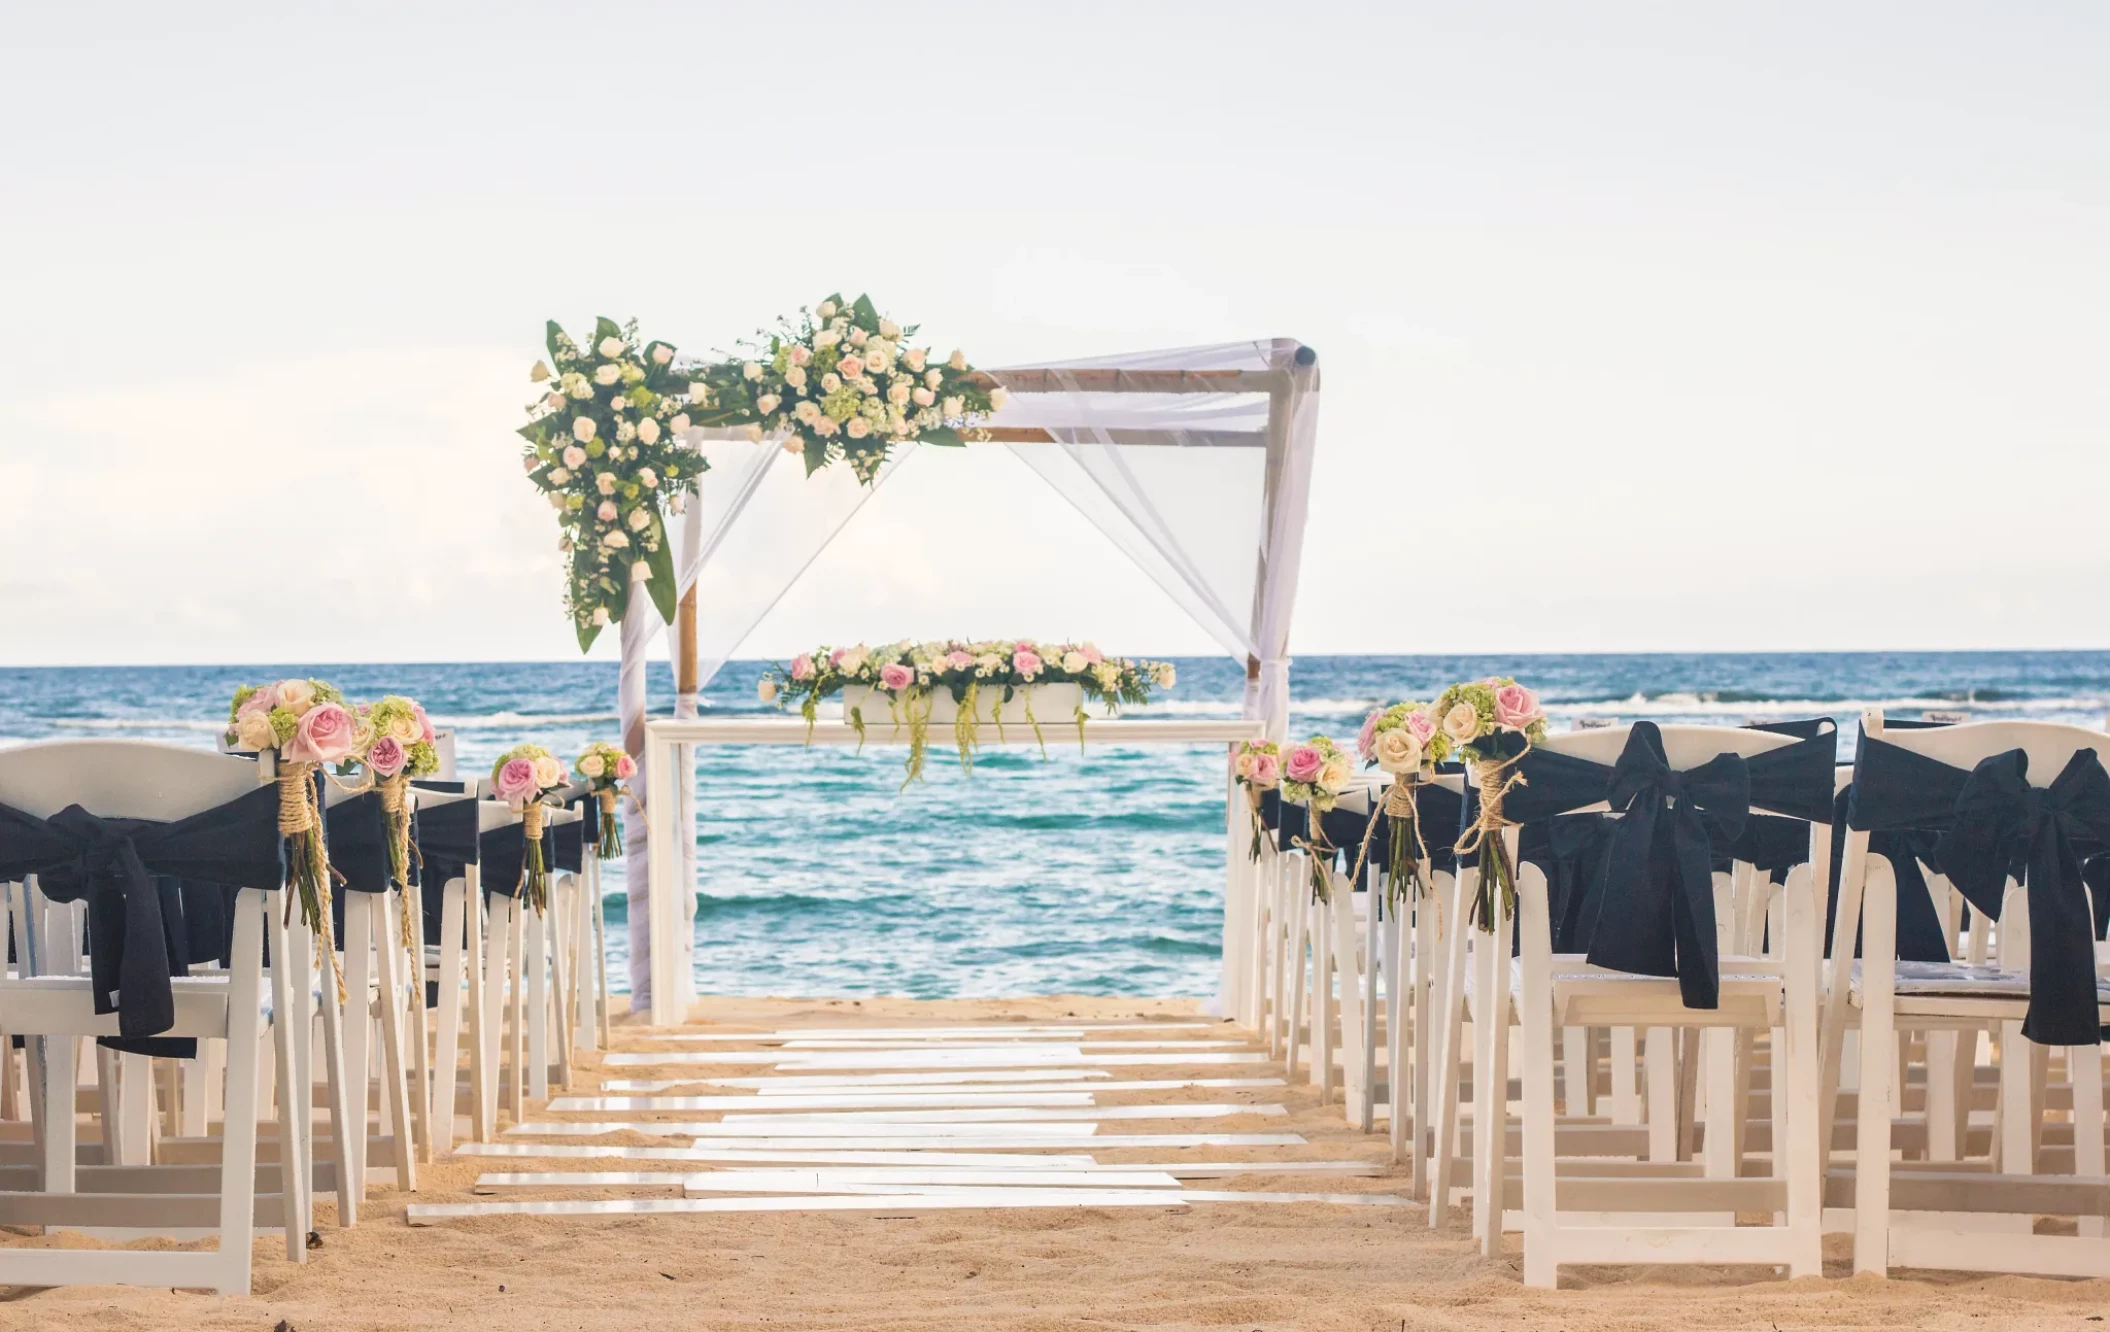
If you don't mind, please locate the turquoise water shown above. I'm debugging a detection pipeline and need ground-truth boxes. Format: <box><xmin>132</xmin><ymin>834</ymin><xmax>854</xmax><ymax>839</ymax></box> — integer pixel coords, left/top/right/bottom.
<box><xmin>5</xmin><ymin>652</ymin><xmax>2109</xmax><ymax>998</ymax></box>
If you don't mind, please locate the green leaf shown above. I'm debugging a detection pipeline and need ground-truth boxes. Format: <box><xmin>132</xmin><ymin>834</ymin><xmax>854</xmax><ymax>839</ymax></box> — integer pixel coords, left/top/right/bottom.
<box><xmin>644</xmin><ymin>513</ymin><xmax>678</xmax><ymax>623</ymax></box>
<box><xmin>575</xmin><ymin>617</ymin><xmax>603</xmax><ymax>653</ymax></box>
<box><xmin>850</xmin><ymin>294</ymin><xmax>879</xmax><ymax>332</ymax></box>
<box><xmin>803</xmin><ymin>436</ymin><xmax>829</xmax><ymax>476</ymax></box>
<box><xmin>594</xmin><ymin>316</ymin><xmax>622</xmax><ymax>347</ymax></box>
<box><xmin>517</xmin><ymin>420</ymin><xmax>548</xmax><ymax>444</ymax></box>
<box><xmin>919</xmin><ymin>425</ymin><xmax>965</xmax><ymax>447</ymax></box>
<box><xmin>545</xmin><ymin>320</ymin><xmax>570</xmax><ymax>362</ymax></box>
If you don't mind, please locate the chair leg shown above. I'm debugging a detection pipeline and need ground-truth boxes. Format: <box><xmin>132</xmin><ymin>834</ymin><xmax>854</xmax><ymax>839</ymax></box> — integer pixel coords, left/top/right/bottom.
<box><xmin>265</xmin><ymin>900</ymin><xmax>312</xmax><ymax>1258</ymax></box>
<box><xmin>372</xmin><ymin>889</ymin><xmax>418</xmax><ymax>1191</ymax></box>
<box><xmin>434</xmin><ymin>878</ymin><xmax>467</xmax><ymax>1154</ymax></box>
<box><xmin>526</xmin><ymin>901</ymin><xmax>551</xmax><ymax>1103</ymax></box>
<box><xmin>2074</xmin><ymin>1043</ymin><xmax>2106</xmax><ymax>1239</ymax></box>
<box><xmin>1428</xmin><ymin>869</ymin><xmax>1475</xmax><ymax>1225</ymax></box>
<box><xmin>215</xmin><ymin>888</ymin><xmax>267</xmax><ymax>1297</ymax></box>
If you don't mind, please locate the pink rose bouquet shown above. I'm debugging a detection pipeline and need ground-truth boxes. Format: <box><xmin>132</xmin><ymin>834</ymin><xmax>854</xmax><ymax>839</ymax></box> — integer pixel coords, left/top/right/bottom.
<box><xmin>222</xmin><ymin>678</ymin><xmax>354</xmax><ymax>944</ymax></box>
<box><xmin>355</xmin><ymin>695</ymin><xmax>442</xmax><ymax>894</ymax></box>
<box><xmin>490</xmin><ymin>743</ymin><xmax>568</xmax><ymax>913</ymax></box>
<box><xmin>1358</xmin><ymin>701</ymin><xmax>1454</xmax><ymax>903</ymax></box>
<box><xmin>1433</xmin><ymin>676</ymin><xmax>1551</xmax><ymax>931</ymax></box>
<box><xmin>1232</xmin><ymin>739</ymin><xmax>1282</xmax><ymax>860</ymax></box>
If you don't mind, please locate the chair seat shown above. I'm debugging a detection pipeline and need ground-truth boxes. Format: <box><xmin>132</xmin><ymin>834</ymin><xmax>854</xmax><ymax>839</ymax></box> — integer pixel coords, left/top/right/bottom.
<box><xmin>0</xmin><ymin>974</ymin><xmax>255</xmax><ymax>1037</ymax></box>
<box><xmin>1848</xmin><ymin>960</ymin><xmax>2110</xmax><ymax>1018</ymax></box>
<box><xmin>1471</xmin><ymin>954</ymin><xmax>1785</xmax><ymax>1027</ymax></box>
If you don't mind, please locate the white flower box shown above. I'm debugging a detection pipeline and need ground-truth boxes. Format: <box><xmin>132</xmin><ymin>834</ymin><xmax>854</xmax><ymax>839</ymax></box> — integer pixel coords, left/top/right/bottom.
<box><xmin>837</xmin><ymin>681</ymin><xmax>1086</xmax><ymax>732</ymax></box>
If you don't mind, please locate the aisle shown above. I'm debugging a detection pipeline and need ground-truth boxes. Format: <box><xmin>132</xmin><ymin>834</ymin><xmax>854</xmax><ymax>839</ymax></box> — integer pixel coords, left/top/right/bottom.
<box><xmin>408</xmin><ymin>1017</ymin><xmax>1407</xmax><ymax>1222</ymax></box>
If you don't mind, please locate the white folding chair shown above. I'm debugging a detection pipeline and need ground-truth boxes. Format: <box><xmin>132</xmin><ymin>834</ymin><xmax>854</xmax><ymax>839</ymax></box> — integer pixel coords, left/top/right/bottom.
<box><xmin>0</xmin><ymin>739</ymin><xmax>303</xmax><ymax>1294</ymax></box>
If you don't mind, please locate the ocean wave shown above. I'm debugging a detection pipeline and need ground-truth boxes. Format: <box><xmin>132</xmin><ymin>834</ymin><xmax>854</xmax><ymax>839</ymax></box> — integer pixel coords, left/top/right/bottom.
<box><xmin>1540</xmin><ymin>692</ymin><xmax>2109</xmax><ymax>718</ymax></box>
<box><xmin>431</xmin><ymin>710</ymin><xmax>620</xmax><ymax>729</ymax></box>
<box><xmin>51</xmin><ymin>717</ymin><xmax>226</xmax><ymax>732</ymax></box>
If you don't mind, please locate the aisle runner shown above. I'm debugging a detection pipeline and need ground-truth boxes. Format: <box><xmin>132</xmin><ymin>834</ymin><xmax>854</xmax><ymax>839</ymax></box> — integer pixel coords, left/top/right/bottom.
<box><xmin>407</xmin><ymin>1021</ymin><xmax>1404</xmax><ymax>1221</ymax></box>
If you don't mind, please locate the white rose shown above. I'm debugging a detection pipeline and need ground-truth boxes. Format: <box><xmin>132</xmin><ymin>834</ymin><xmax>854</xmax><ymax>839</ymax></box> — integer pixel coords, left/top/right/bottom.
<box><xmin>615</xmin><ymin>419</ymin><xmax>635</xmax><ymax>442</ymax></box>
<box><xmin>988</xmin><ymin>387</ymin><xmax>1009</xmax><ymax>411</ymax></box>
<box><xmin>840</xmin><ymin>647</ymin><xmax>868</xmax><ymax>673</ymax></box>
<box><xmin>547</xmin><ymin>467</ymin><xmax>571</xmax><ymax>485</ymax></box>
<box><xmin>689</xmin><ymin>380</ymin><xmax>711</xmax><ymax>403</ymax></box>
<box><xmin>1319</xmin><ymin>758</ymin><xmax>1352</xmax><ymax>793</ymax></box>
<box><xmin>947</xmin><ymin>348</ymin><xmax>967</xmax><ymax>371</ymax></box>
<box><xmin>905</xmin><ymin>349</ymin><xmax>927</xmax><ymax>372</ymax></box>
<box><xmin>532</xmin><ymin>754</ymin><xmax>566</xmax><ymax>788</ymax></box>
<box><xmin>757</xmin><ymin>678</ymin><xmax>779</xmax><ymax>703</ymax></box>
<box><xmin>579</xmin><ymin>753</ymin><xmax>605</xmax><ymax>778</ymax></box>
<box><xmin>821</xmin><ymin>372</ymin><xmax>841</xmax><ymax>393</ymax></box>
<box><xmin>743</xmin><ymin>362</ymin><xmax>763</xmax><ymax>380</ymax></box>
<box><xmin>847</xmin><ymin>327</ymin><xmax>868</xmax><ymax>347</ymax></box>
<box><xmin>1374</xmin><ymin>727</ymin><xmax>1422</xmax><ymax>775</ymax></box>
<box><xmin>548</xmin><ymin>493</ymin><xmax>566</xmax><ymax>509</ymax></box>
<box><xmin>630</xmin><ymin>559</ymin><xmax>651</xmax><ymax>580</ymax></box>
<box><xmin>942</xmin><ymin>396</ymin><xmax>963</xmax><ymax>417</ymax></box>
<box><xmin>636</xmin><ymin>417</ymin><xmax>660</xmax><ymax>444</ymax></box>
<box><xmin>814</xmin><ymin>329</ymin><xmax>840</xmax><ymax>350</ymax></box>
<box><xmin>794</xmin><ymin>400</ymin><xmax>821</xmax><ymax>424</ymax></box>
<box><xmin>543</xmin><ymin>391</ymin><xmax>566</xmax><ymax>411</ymax></box>
<box><xmin>670</xmin><ymin>413</ymin><xmax>691</xmax><ymax>432</ymax></box>
<box><xmin>926</xmin><ymin>369</ymin><xmax>944</xmax><ymax>390</ymax></box>
<box><xmin>592</xmin><ymin>606</ymin><xmax>610</xmax><ymax>626</ymax></box>
<box><xmin>756</xmin><ymin>393</ymin><xmax>780</xmax><ymax>415</ymax></box>
<box><xmin>638</xmin><ymin>467</ymin><xmax>657</xmax><ymax>488</ymax></box>
<box><xmin>846</xmin><ymin>416</ymin><xmax>870</xmax><ymax>439</ymax></box>
<box><xmin>887</xmin><ymin>382</ymin><xmax>911</xmax><ymax>406</ymax></box>
<box><xmin>602</xmin><ymin>530</ymin><xmax>629</xmax><ymax>549</ymax></box>
<box><xmin>1441</xmin><ymin>701</ymin><xmax>1481</xmax><ymax>743</ymax></box>
<box><xmin>878</xmin><ymin>318</ymin><xmax>901</xmax><ymax>339</ymax></box>
<box><xmin>627</xmin><ymin>507</ymin><xmax>650</xmax><ymax>531</ymax></box>
<box><xmin>785</xmin><ymin>366</ymin><xmax>807</xmax><ymax>389</ymax></box>
<box><xmin>597</xmin><ymin>336</ymin><xmax>625</xmax><ymax>358</ymax></box>
<box><xmin>670</xmin><ymin>493</ymin><xmax>686</xmax><ymax>514</ymax></box>
<box><xmin>235</xmin><ymin>710</ymin><xmax>278</xmax><ymax>751</ymax></box>
<box><xmin>1061</xmin><ymin>651</ymin><xmax>1087</xmax><ymax>673</ymax></box>
<box><xmin>594</xmin><ymin>363</ymin><xmax>621</xmax><ymax>386</ymax></box>
<box><xmin>277</xmin><ymin>679</ymin><xmax>316</xmax><ymax>713</ymax></box>
<box><xmin>572</xmin><ymin>417</ymin><xmax>597</xmax><ymax>443</ymax></box>
<box><xmin>530</xmin><ymin>360</ymin><xmax>552</xmax><ymax>382</ymax></box>
<box><xmin>651</xmin><ymin>345</ymin><xmax>673</xmax><ymax>364</ymax></box>
<box><xmin>816</xmin><ymin>300</ymin><xmax>837</xmax><ymax>319</ymax></box>
<box><xmin>596</xmin><ymin>472</ymin><xmax>617</xmax><ymax>495</ymax></box>
<box><xmin>912</xmin><ymin>387</ymin><xmax>935</xmax><ymax>407</ymax></box>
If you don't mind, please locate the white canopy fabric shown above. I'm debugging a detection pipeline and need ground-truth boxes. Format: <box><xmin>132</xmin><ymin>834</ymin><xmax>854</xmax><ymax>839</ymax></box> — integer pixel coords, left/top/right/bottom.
<box><xmin>613</xmin><ymin>338</ymin><xmax>1320</xmax><ymax>1009</ymax></box>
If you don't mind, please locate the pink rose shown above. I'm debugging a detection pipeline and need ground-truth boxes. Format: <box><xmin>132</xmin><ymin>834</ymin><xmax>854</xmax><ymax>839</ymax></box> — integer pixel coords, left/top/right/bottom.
<box><xmin>492</xmin><ymin>757</ymin><xmax>539</xmax><ymax>803</ymax></box>
<box><xmin>1283</xmin><ymin>744</ymin><xmax>1323</xmax><ymax>785</ymax></box>
<box><xmin>614</xmin><ymin>753</ymin><xmax>637</xmax><ymax>780</ymax></box>
<box><xmin>879</xmin><ymin>662</ymin><xmax>914</xmax><ymax>691</ymax></box>
<box><xmin>1080</xmin><ymin>644</ymin><xmax>1103</xmax><ymax>665</ymax></box>
<box><xmin>1249</xmin><ymin>752</ymin><xmax>1282</xmax><ymax>788</ymax></box>
<box><xmin>789</xmin><ymin>345</ymin><xmax>812</xmax><ymax>367</ymax></box>
<box><xmin>1012</xmin><ymin>649</ymin><xmax>1041</xmax><ymax>679</ymax></box>
<box><xmin>597</xmin><ymin>500</ymin><xmax>618</xmax><ymax>521</ymax></box>
<box><xmin>1494</xmin><ymin>683</ymin><xmax>1543</xmax><ymax>732</ymax></box>
<box><xmin>1403</xmin><ymin>708</ymin><xmax>1437</xmax><ymax>746</ymax></box>
<box><xmin>947</xmin><ymin>650</ymin><xmax>973</xmax><ymax>670</ymax></box>
<box><xmin>237</xmin><ymin>684</ymin><xmax>279</xmax><ymax>718</ymax></box>
<box><xmin>791</xmin><ymin>654</ymin><xmax>815</xmax><ymax>681</ymax></box>
<box><xmin>366</xmin><ymin>734</ymin><xmax>407</xmax><ymax>778</ymax></box>
<box><xmin>829</xmin><ymin>647</ymin><xmax>848</xmax><ymax>666</ymax></box>
<box><xmin>838</xmin><ymin>354</ymin><xmax>865</xmax><ymax>378</ymax></box>
<box><xmin>284</xmin><ymin>701</ymin><xmax>356</xmax><ymax>764</ymax></box>
<box><xmin>1356</xmin><ymin>710</ymin><xmax>1380</xmax><ymax>762</ymax></box>
<box><xmin>413</xmin><ymin>703</ymin><xmax>435</xmax><ymax>744</ymax></box>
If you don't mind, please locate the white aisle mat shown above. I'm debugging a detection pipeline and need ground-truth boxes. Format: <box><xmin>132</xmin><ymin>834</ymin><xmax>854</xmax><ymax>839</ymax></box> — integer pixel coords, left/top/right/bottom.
<box><xmin>470</xmin><ymin>1168</ymin><xmax>1184</xmax><ymax>1191</ymax></box>
<box><xmin>602</xmin><ymin>1052</ymin><xmax>1267</xmax><ymax>1069</ymax></box>
<box><xmin>599</xmin><ymin>1075</ymin><xmax>1283</xmax><ymax>1093</ymax></box>
<box><xmin>549</xmin><ymin>1092</ymin><xmax>1100</xmax><ymax>1112</ymax></box>
<box><xmin>715</xmin><ymin>1104</ymin><xmax>1289</xmax><ymax>1123</ymax></box>
<box><xmin>503</xmin><ymin>1131</ymin><xmax>1308</xmax><ymax>1150</ymax></box>
<box><xmin>406</xmin><ymin>1191</ymin><xmax>1192</xmax><ymax>1223</ymax></box>
<box><xmin>455</xmin><ymin>1143</ymin><xmax>1104</xmax><ymax>1167</ymax></box>
<box><xmin>648</xmin><ymin>1024</ymin><xmax>1220</xmax><ymax>1041</ymax></box>
<box><xmin>509</xmin><ymin>1120</ymin><xmax>1101</xmax><ymax>1139</ymax></box>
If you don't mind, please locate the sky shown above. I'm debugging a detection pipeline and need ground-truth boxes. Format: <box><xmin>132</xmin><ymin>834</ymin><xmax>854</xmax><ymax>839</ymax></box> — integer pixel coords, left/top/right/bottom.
<box><xmin>2</xmin><ymin>2</ymin><xmax>2105</xmax><ymax>667</ymax></box>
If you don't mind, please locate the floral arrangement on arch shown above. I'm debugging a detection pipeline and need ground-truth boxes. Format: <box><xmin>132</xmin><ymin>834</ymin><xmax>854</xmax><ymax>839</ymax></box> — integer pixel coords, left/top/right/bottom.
<box><xmin>489</xmin><ymin>744</ymin><xmax>570</xmax><ymax>914</ymax></box>
<box><xmin>519</xmin><ymin>317</ymin><xmax>710</xmax><ymax>650</ymax></box>
<box><xmin>225</xmin><ymin>679</ymin><xmax>363</xmax><ymax>945</ymax></box>
<box><xmin>574</xmin><ymin>741</ymin><xmax>635</xmax><ymax>860</ymax></box>
<box><xmin>1435</xmin><ymin>677</ymin><xmax>1549</xmax><ymax>930</ymax></box>
<box><xmin>1357</xmin><ymin>701</ymin><xmax>1452</xmax><ymax>905</ymax></box>
<box><xmin>758</xmin><ymin>638</ymin><xmax>1175</xmax><ymax>783</ymax></box>
<box><xmin>1232</xmin><ymin>739</ymin><xmax>1281</xmax><ymax>861</ymax></box>
<box><xmin>688</xmin><ymin>294</ymin><xmax>1002</xmax><ymax>485</ymax></box>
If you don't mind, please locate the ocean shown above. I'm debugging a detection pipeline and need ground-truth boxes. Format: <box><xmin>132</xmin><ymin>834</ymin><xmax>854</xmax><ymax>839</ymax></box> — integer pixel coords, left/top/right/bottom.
<box><xmin>4</xmin><ymin>651</ymin><xmax>2107</xmax><ymax>1000</ymax></box>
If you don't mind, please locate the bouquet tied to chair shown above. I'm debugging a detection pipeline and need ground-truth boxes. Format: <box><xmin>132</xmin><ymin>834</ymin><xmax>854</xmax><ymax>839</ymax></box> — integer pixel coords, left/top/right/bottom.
<box><xmin>1354</xmin><ymin>701</ymin><xmax>1453</xmax><ymax>910</ymax></box>
<box><xmin>574</xmin><ymin>741</ymin><xmax>636</xmax><ymax>858</ymax></box>
<box><xmin>490</xmin><ymin>744</ymin><xmax>570</xmax><ymax>914</ymax></box>
<box><xmin>1282</xmin><ymin>735</ymin><xmax>1353</xmax><ymax>901</ymax></box>
<box><xmin>1438</xmin><ymin>677</ymin><xmax>1548</xmax><ymax>930</ymax></box>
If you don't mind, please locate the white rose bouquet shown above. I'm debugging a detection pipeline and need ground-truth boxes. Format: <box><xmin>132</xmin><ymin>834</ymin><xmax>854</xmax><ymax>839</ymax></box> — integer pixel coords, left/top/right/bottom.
<box><xmin>1355</xmin><ymin>701</ymin><xmax>1451</xmax><ymax>906</ymax></box>
<box><xmin>225</xmin><ymin>678</ymin><xmax>361</xmax><ymax>944</ymax></box>
<box><xmin>687</xmin><ymin>294</ymin><xmax>998</xmax><ymax>485</ymax></box>
<box><xmin>1280</xmin><ymin>734</ymin><xmax>1353</xmax><ymax>900</ymax></box>
<box><xmin>1433</xmin><ymin>676</ymin><xmax>1549</xmax><ymax>930</ymax></box>
<box><xmin>573</xmin><ymin>741</ymin><xmax>636</xmax><ymax>860</ymax></box>
<box><xmin>519</xmin><ymin>317</ymin><xmax>709</xmax><ymax>650</ymax></box>
<box><xmin>1232</xmin><ymin>739</ymin><xmax>1282</xmax><ymax>861</ymax></box>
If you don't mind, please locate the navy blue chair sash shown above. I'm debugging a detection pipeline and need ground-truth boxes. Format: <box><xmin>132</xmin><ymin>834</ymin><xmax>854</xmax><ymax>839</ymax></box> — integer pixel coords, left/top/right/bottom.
<box><xmin>0</xmin><ymin>786</ymin><xmax>282</xmax><ymax>1039</ymax></box>
<box><xmin>1848</xmin><ymin>735</ymin><xmax>2110</xmax><ymax>1045</ymax></box>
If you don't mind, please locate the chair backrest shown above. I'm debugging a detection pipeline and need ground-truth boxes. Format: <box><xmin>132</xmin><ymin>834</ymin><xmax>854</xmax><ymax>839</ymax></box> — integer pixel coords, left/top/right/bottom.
<box><xmin>1864</xmin><ymin>714</ymin><xmax>2110</xmax><ymax>782</ymax></box>
<box><xmin>0</xmin><ymin>739</ymin><xmax>262</xmax><ymax>821</ymax></box>
<box><xmin>1532</xmin><ymin>723</ymin><xmax>1810</xmax><ymax>817</ymax></box>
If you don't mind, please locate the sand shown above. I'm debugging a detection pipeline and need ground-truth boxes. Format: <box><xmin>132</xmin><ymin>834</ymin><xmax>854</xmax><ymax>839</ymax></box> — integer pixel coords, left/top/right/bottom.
<box><xmin>3</xmin><ymin>994</ymin><xmax>2107</xmax><ymax>1331</ymax></box>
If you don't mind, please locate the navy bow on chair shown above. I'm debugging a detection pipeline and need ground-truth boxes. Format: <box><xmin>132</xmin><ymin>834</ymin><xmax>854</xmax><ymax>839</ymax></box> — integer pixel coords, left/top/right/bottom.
<box><xmin>1849</xmin><ymin>737</ymin><xmax>2110</xmax><ymax>1045</ymax></box>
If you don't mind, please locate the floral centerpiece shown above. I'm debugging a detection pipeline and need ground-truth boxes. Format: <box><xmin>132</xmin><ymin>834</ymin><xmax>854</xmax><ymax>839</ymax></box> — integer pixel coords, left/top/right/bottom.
<box><xmin>1282</xmin><ymin>735</ymin><xmax>1354</xmax><ymax>899</ymax></box>
<box><xmin>758</xmin><ymin>639</ymin><xmax>1175</xmax><ymax>785</ymax></box>
<box><xmin>687</xmin><ymin>294</ymin><xmax>1001</xmax><ymax>484</ymax></box>
<box><xmin>1435</xmin><ymin>677</ymin><xmax>1549</xmax><ymax>929</ymax></box>
<box><xmin>1232</xmin><ymin>739</ymin><xmax>1281</xmax><ymax>860</ymax></box>
<box><xmin>1356</xmin><ymin>702</ymin><xmax>1452</xmax><ymax>905</ymax></box>
<box><xmin>225</xmin><ymin>679</ymin><xmax>362</xmax><ymax>942</ymax></box>
<box><xmin>489</xmin><ymin>744</ymin><xmax>569</xmax><ymax>914</ymax></box>
<box><xmin>574</xmin><ymin>741</ymin><xmax>636</xmax><ymax>859</ymax></box>
<box><xmin>518</xmin><ymin>317</ymin><xmax>710</xmax><ymax>650</ymax></box>
<box><xmin>357</xmin><ymin>696</ymin><xmax>440</xmax><ymax>895</ymax></box>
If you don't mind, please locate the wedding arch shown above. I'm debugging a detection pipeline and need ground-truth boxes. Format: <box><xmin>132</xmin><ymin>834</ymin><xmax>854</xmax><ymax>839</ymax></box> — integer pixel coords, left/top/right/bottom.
<box><xmin>602</xmin><ymin>335</ymin><xmax>1321</xmax><ymax>1020</ymax></box>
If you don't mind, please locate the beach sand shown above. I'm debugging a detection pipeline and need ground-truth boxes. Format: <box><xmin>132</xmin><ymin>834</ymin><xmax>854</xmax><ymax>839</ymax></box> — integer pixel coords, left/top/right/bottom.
<box><xmin>3</xmin><ymin>993</ymin><xmax>2106</xmax><ymax>1331</ymax></box>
